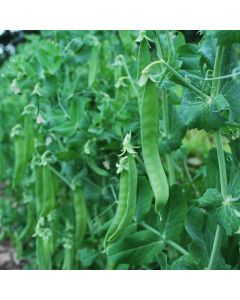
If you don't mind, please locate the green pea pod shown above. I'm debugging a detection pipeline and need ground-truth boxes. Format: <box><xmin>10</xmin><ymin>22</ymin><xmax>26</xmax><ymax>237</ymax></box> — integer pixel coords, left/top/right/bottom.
<box><xmin>24</xmin><ymin>114</ymin><xmax>35</xmax><ymax>163</ymax></box>
<box><xmin>36</xmin><ymin>235</ymin><xmax>52</xmax><ymax>270</ymax></box>
<box><xmin>104</xmin><ymin>155</ymin><xmax>137</xmax><ymax>247</ymax></box>
<box><xmin>88</xmin><ymin>42</ymin><xmax>101</xmax><ymax>87</ymax></box>
<box><xmin>119</xmin><ymin>30</ymin><xmax>134</xmax><ymax>55</ymax></box>
<box><xmin>104</xmin><ymin>169</ymin><xmax>129</xmax><ymax>247</ymax></box>
<box><xmin>18</xmin><ymin>198</ymin><xmax>36</xmax><ymax>242</ymax></box>
<box><xmin>141</xmin><ymin>80</ymin><xmax>169</xmax><ymax>212</ymax></box>
<box><xmin>11</xmin><ymin>125</ymin><xmax>26</xmax><ymax>188</ymax></box>
<box><xmin>137</xmin><ymin>39</ymin><xmax>151</xmax><ymax>114</ymax></box>
<box><xmin>34</xmin><ymin>165</ymin><xmax>44</xmax><ymax>217</ymax></box>
<box><xmin>62</xmin><ymin>239</ymin><xmax>75</xmax><ymax>270</ymax></box>
<box><xmin>41</xmin><ymin>165</ymin><xmax>56</xmax><ymax>217</ymax></box>
<box><xmin>86</xmin><ymin>156</ymin><xmax>108</xmax><ymax>177</ymax></box>
<box><xmin>74</xmin><ymin>187</ymin><xmax>87</xmax><ymax>250</ymax></box>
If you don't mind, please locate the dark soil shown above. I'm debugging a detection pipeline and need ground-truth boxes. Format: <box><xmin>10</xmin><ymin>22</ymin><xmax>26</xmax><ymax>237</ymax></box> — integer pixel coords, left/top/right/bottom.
<box><xmin>0</xmin><ymin>239</ymin><xmax>23</xmax><ymax>270</ymax></box>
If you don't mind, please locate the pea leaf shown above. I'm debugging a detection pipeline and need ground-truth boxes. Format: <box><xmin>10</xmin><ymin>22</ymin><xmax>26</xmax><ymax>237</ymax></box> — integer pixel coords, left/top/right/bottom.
<box><xmin>212</xmin><ymin>202</ymin><xmax>240</xmax><ymax>236</ymax></box>
<box><xmin>162</xmin><ymin>185</ymin><xmax>187</xmax><ymax>241</ymax></box>
<box><xmin>180</xmin><ymin>89</ymin><xmax>229</xmax><ymax>131</ymax></box>
<box><xmin>107</xmin><ymin>230</ymin><xmax>164</xmax><ymax>266</ymax></box>
<box><xmin>203</xmin><ymin>31</ymin><xmax>240</xmax><ymax>46</ymax></box>
<box><xmin>159</xmin><ymin>106</ymin><xmax>187</xmax><ymax>153</ymax></box>
<box><xmin>198</xmin><ymin>188</ymin><xmax>223</xmax><ymax>209</ymax></box>
<box><xmin>135</xmin><ymin>177</ymin><xmax>153</xmax><ymax>222</ymax></box>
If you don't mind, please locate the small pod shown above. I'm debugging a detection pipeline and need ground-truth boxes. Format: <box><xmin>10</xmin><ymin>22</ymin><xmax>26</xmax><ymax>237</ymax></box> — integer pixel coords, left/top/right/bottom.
<box><xmin>141</xmin><ymin>80</ymin><xmax>169</xmax><ymax>212</ymax></box>
<box><xmin>36</xmin><ymin>235</ymin><xmax>52</xmax><ymax>270</ymax></box>
<box><xmin>104</xmin><ymin>154</ymin><xmax>137</xmax><ymax>247</ymax></box>
<box><xmin>23</xmin><ymin>113</ymin><xmax>35</xmax><ymax>163</ymax></box>
<box><xmin>41</xmin><ymin>165</ymin><xmax>56</xmax><ymax>217</ymax></box>
<box><xmin>11</xmin><ymin>125</ymin><xmax>26</xmax><ymax>188</ymax></box>
<box><xmin>74</xmin><ymin>187</ymin><xmax>87</xmax><ymax>250</ymax></box>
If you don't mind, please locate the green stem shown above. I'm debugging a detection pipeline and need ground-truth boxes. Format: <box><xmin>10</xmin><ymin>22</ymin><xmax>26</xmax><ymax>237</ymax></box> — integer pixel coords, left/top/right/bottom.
<box><xmin>49</xmin><ymin>166</ymin><xmax>73</xmax><ymax>190</ymax></box>
<box><xmin>119</xmin><ymin>55</ymin><xmax>138</xmax><ymax>97</ymax></box>
<box><xmin>143</xmin><ymin>60</ymin><xmax>209</xmax><ymax>100</ymax></box>
<box><xmin>208</xmin><ymin>45</ymin><xmax>227</xmax><ymax>270</ymax></box>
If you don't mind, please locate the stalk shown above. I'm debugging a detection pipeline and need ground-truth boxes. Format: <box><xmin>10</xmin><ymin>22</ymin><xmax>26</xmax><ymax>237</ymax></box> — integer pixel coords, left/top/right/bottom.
<box><xmin>208</xmin><ymin>45</ymin><xmax>227</xmax><ymax>270</ymax></box>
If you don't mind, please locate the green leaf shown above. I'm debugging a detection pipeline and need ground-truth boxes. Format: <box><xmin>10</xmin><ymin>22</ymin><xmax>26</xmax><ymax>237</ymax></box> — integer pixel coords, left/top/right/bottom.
<box><xmin>119</xmin><ymin>31</ymin><xmax>134</xmax><ymax>55</ymax></box>
<box><xmin>162</xmin><ymin>185</ymin><xmax>187</xmax><ymax>241</ymax></box>
<box><xmin>199</xmin><ymin>36</ymin><xmax>216</xmax><ymax>68</ymax></box>
<box><xmin>78</xmin><ymin>247</ymin><xmax>98</xmax><ymax>268</ymax></box>
<box><xmin>212</xmin><ymin>202</ymin><xmax>240</xmax><ymax>236</ymax></box>
<box><xmin>136</xmin><ymin>177</ymin><xmax>153</xmax><ymax>222</ymax></box>
<box><xmin>107</xmin><ymin>229</ymin><xmax>164</xmax><ymax>266</ymax></box>
<box><xmin>180</xmin><ymin>89</ymin><xmax>228</xmax><ymax>131</ymax></box>
<box><xmin>203</xmin><ymin>31</ymin><xmax>240</xmax><ymax>46</ymax></box>
<box><xmin>159</xmin><ymin>106</ymin><xmax>187</xmax><ymax>153</ymax></box>
<box><xmin>198</xmin><ymin>188</ymin><xmax>223</xmax><ymax>209</ymax></box>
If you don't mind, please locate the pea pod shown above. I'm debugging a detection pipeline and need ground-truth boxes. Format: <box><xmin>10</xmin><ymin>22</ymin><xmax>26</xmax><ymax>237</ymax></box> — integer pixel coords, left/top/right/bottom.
<box><xmin>36</xmin><ymin>235</ymin><xmax>52</xmax><ymax>270</ymax></box>
<box><xmin>11</xmin><ymin>124</ymin><xmax>26</xmax><ymax>188</ymax></box>
<box><xmin>15</xmin><ymin>195</ymin><xmax>36</xmax><ymax>258</ymax></box>
<box><xmin>104</xmin><ymin>154</ymin><xmax>137</xmax><ymax>247</ymax></box>
<box><xmin>24</xmin><ymin>114</ymin><xmax>35</xmax><ymax>163</ymax></box>
<box><xmin>86</xmin><ymin>156</ymin><xmax>108</xmax><ymax>177</ymax></box>
<box><xmin>104</xmin><ymin>169</ymin><xmax>129</xmax><ymax>247</ymax></box>
<box><xmin>41</xmin><ymin>165</ymin><xmax>56</xmax><ymax>217</ymax></box>
<box><xmin>34</xmin><ymin>164</ymin><xmax>44</xmax><ymax>217</ymax></box>
<box><xmin>62</xmin><ymin>237</ymin><xmax>75</xmax><ymax>270</ymax></box>
<box><xmin>88</xmin><ymin>41</ymin><xmax>101</xmax><ymax>87</ymax></box>
<box><xmin>141</xmin><ymin>80</ymin><xmax>169</xmax><ymax>212</ymax></box>
<box><xmin>74</xmin><ymin>187</ymin><xmax>87</xmax><ymax>250</ymax></box>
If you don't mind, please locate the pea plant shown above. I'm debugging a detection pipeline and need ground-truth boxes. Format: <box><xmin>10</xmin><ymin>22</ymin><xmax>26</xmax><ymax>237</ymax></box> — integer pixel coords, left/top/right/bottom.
<box><xmin>0</xmin><ymin>30</ymin><xmax>240</xmax><ymax>270</ymax></box>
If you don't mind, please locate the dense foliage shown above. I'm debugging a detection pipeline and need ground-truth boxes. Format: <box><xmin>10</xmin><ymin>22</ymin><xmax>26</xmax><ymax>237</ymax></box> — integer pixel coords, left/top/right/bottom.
<box><xmin>0</xmin><ymin>30</ymin><xmax>240</xmax><ymax>270</ymax></box>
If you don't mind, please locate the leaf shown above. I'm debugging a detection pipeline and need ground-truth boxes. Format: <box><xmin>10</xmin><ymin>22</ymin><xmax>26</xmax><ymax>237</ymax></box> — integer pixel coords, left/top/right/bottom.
<box><xmin>162</xmin><ymin>185</ymin><xmax>187</xmax><ymax>241</ymax></box>
<box><xmin>118</xmin><ymin>31</ymin><xmax>134</xmax><ymax>55</ymax></box>
<box><xmin>199</xmin><ymin>36</ymin><xmax>216</xmax><ymax>68</ymax></box>
<box><xmin>135</xmin><ymin>177</ymin><xmax>153</xmax><ymax>222</ymax></box>
<box><xmin>203</xmin><ymin>31</ymin><xmax>240</xmax><ymax>46</ymax></box>
<box><xmin>107</xmin><ymin>229</ymin><xmax>164</xmax><ymax>266</ymax></box>
<box><xmin>198</xmin><ymin>188</ymin><xmax>223</xmax><ymax>209</ymax></box>
<box><xmin>159</xmin><ymin>106</ymin><xmax>187</xmax><ymax>153</ymax></box>
<box><xmin>180</xmin><ymin>89</ymin><xmax>228</xmax><ymax>131</ymax></box>
<box><xmin>171</xmin><ymin>254</ymin><xmax>197</xmax><ymax>270</ymax></box>
<box><xmin>212</xmin><ymin>202</ymin><xmax>240</xmax><ymax>236</ymax></box>
<box><xmin>78</xmin><ymin>247</ymin><xmax>98</xmax><ymax>268</ymax></box>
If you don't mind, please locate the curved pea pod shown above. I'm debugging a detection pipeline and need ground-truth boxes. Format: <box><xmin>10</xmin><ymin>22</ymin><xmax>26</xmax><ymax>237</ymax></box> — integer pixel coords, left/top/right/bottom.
<box><xmin>141</xmin><ymin>80</ymin><xmax>169</xmax><ymax>212</ymax></box>
<box><xmin>104</xmin><ymin>169</ymin><xmax>129</xmax><ymax>247</ymax></box>
<box><xmin>88</xmin><ymin>42</ymin><xmax>101</xmax><ymax>87</ymax></box>
<box><xmin>74</xmin><ymin>187</ymin><xmax>87</xmax><ymax>250</ymax></box>
<box><xmin>104</xmin><ymin>155</ymin><xmax>137</xmax><ymax>247</ymax></box>
<box><xmin>86</xmin><ymin>156</ymin><xmax>108</xmax><ymax>177</ymax></box>
<box><xmin>15</xmin><ymin>196</ymin><xmax>36</xmax><ymax>258</ymax></box>
<box><xmin>41</xmin><ymin>165</ymin><xmax>56</xmax><ymax>217</ymax></box>
<box><xmin>18</xmin><ymin>197</ymin><xmax>36</xmax><ymax>242</ymax></box>
<box><xmin>11</xmin><ymin>125</ymin><xmax>26</xmax><ymax>188</ymax></box>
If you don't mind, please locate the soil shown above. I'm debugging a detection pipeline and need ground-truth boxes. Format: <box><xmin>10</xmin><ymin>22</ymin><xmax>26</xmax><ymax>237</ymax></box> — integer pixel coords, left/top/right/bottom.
<box><xmin>0</xmin><ymin>239</ymin><xmax>23</xmax><ymax>270</ymax></box>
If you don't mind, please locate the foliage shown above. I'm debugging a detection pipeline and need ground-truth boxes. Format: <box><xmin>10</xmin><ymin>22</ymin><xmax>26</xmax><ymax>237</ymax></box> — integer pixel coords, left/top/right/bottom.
<box><xmin>0</xmin><ymin>30</ymin><xmax>240</xmax><ymax>270</ymax></box>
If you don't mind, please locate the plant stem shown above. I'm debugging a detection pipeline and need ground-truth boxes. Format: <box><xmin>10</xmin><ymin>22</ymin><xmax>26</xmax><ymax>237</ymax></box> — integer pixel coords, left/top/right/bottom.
<box><xmin>208</xmin><ymin>45</ymin><xmax>227</xmax><ymax>270</ymax></box>
<box><xmin>143</xmin><ymin>60</ymin><xmax>209</xmax><ymax>100</ymax></box>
